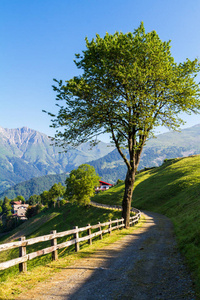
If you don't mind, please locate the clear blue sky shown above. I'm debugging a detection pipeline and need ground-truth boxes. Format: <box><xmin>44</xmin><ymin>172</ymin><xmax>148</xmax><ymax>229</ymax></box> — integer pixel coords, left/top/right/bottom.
<box><xmin>1</xmin><ymin>0</ymin><xmax>200</xmax><ymax>141</ymax></box>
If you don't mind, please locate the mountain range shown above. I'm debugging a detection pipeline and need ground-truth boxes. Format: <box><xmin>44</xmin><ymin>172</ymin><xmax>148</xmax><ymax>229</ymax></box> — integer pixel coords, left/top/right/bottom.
<box><xmin>0</xmin><ymin>126</ymin><xmax>114</xmax><ymax>194</ymax></box>
<box><xmin>89</xmin><ymin>124</ymin><xmax>200</xmax><ymax>183</ymax></box>
<box><xmin>0</xmin><ymin>124</ymin><xmax>200</xmax><ymax>199</ymax></box>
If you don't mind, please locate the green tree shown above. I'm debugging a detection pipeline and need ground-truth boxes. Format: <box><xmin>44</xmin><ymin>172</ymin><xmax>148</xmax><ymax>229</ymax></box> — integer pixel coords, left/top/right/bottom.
<box><xmin>40</xmin><ymin>190</ymin><xmax>50</xmax><ymax>206</ymax></box>
<box><xmin>2</xmin><ymin>197</ymin><xmax>13</xmax><ymax>230</ymax></box>
<box><xmin>28</xmin><ymin>194</ymin><xmax>41</xmax><ymax>206</ymax></box>
<box><xmin>14</xmin><ymin>195</ymin><xmax>25</xmax><ymax>203</ymax></box>
<box><xmin>2</xmin><ymin>197</ymin><xmax>12</xmax><ymax>216</ymax></box>
<box><xmin>46</xmin><ymin>23</ymin><xmax>200</xmax><ymax>227</ymax></box>
<box><xmin>26</xmin><ymin>205</ymin><xmax>41</xmax><ymax>219</ymax></box>
<box><xmin>49</xmin><ymin>183</ymin><xmax>66</xmax><ymax>207</ymax></box>
<box><xmin>66</xmin><ymin>164</ymin><xmax>100</xmax><ymax>205</ymax></box>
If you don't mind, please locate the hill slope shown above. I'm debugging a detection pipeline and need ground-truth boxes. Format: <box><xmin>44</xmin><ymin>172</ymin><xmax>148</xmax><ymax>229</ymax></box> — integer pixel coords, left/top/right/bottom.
<box><xmin>93</xmin><ymin>154</ymin><xmax>200</xmax><ymax>294</ymax></box>
<box><xmin>0</xmin><ymin>202</ymin><xmax>122</xmax><ymax>295</ymax></box>
<box><xmin>1</xmin><ymin>155</ymin><xmax>200</xmax><ymax>296</ymax></box>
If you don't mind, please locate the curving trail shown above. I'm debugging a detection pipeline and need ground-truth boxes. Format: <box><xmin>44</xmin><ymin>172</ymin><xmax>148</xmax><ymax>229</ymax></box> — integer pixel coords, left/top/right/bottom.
<box><xmin>18</xmin><ymin>212</ymin><xmax>195</xmax><ymax>299</ymax></box>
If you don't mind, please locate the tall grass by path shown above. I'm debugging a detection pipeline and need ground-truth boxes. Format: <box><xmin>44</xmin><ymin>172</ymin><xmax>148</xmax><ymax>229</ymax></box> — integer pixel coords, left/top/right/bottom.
<box><xmin>94</xmin><ymin>155</ymin><xmax>200</xmax><ymax>297</ymax></box>
<box><xmin>0</xmin><ymin>204</ymin><xmax>145</xmax><ymax>299</ymax></box>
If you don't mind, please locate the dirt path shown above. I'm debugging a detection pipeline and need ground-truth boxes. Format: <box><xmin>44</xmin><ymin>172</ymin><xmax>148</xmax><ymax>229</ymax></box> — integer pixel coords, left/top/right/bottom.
<box><xmin>17</xmin><ymin>212</ymin><xmax>195</xmax><ymax>299</ymax></box>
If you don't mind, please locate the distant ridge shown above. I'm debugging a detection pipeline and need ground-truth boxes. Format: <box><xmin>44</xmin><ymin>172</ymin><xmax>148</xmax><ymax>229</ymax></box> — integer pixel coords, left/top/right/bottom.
<box><xmin>0</xmin><ymin>124</ymin><xmax>200</xmax><ymax>198</ymax></box>
<box><xmin>0</xmin><ymin>126</ymin><xmax>114</xmax><ymax>194</ymax></box>
<box><xmin>0</xmin><ymin>173</ymin><xmax>68</xmax><ymax>200</ymax></box>
<box><xmin>89</xmin><ymin>124</ymin><xmax>200</xmax><ymax>183</ymax></box>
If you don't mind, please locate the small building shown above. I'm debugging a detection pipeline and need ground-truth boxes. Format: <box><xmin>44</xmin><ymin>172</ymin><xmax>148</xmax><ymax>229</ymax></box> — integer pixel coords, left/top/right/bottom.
<box><xmin>95</xmin><ymin>180</ymin><xmax>113</xmax><ymax>192</ymax></box>
<box><xmin>12</xmin><ymin>202</ymin><xmax>29</xmax><ymax>220</ymax></box>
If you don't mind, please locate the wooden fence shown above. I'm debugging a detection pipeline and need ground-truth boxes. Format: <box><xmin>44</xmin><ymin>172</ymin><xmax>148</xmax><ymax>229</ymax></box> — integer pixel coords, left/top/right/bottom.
<box><xmin>0</xmin><ymin>203</ymin><xmax>141</xmax><ymax>273</ymax></box>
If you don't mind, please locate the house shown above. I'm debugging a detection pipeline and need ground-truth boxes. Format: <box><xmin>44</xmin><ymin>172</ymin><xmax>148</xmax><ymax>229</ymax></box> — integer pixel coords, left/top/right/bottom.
<box><xmin>11</xmin><ymin>201</ymin><xmax>29</xmax><ymax>220</ymax></box>
<box><xmin>95</xmin><ymin>180</ymin><xmax>113</xmax><ymax>192</ymax></box>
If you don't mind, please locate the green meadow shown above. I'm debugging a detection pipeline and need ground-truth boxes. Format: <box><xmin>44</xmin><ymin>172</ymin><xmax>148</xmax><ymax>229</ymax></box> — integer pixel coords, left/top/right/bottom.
<box><xmin>1</xmin><ymin>154</ymin><xmax>200</xmax><ymax>298</ymax></box>
<box><xmin>94</xmin><ymin>154</ymin><xmax>200</xmax><ymax>296</ymax></box>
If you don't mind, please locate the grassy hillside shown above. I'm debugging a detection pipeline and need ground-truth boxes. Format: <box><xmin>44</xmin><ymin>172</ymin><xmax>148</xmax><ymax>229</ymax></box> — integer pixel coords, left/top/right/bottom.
<box><xmin>0</xmin><ymin>201</ymin><xmax>146</xmax><ymax>299</ymax></box>
<box><xmin>1</xmin><ymin>154</ymin><xmax>200</xmax><ymax>297</ymax></box>
<box><xmin>0</xmin><ymin>202</ymin><xmax>128</xmax><ymax>298</ymax></box>
<box><xmin>93</xmin><ymin>154</ymin><xmax>200</xmax><ymax>295</ymax></box>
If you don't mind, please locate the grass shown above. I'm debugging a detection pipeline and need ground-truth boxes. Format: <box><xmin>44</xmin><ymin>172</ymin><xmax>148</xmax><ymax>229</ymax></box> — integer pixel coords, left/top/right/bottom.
<box><xmin>132</xmin><ymin>155</ymin><xmax>200</xmax><ymax>297</ymax></box>
<box><xmin>0</xmin><ymin>206</ymin><xmax>145</xmax><ymax>299</ymax></box>
<box><xmin>2</xmin><ymin>154</ymin><xmax>200</xmax><ymax>297</ymax></box>
<box><xmin>0</xmin><ymin>203</ymin><xmax>122</xmax><ymax>277</ymax></box>
<box><xmin>94</xmin><ymin>155</ymin><xmax>200</xmax><ymax>297</ymax></box>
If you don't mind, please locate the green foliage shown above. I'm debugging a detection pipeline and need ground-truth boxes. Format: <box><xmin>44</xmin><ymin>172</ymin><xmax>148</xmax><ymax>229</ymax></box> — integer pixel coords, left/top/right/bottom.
<box><xmin>26</xmin><ymin>204</ymin><xmax>43</xmax><ymax>219</ymax></box>
<box><xmin>40</xmin><ymin>190</ymin><xmax>50</xmax><ymax>206</ymax></box>
<box><xmin>2</xmin><ymin>197</ymin><xmax>12</xmax><ymax>216</ymax></box>
<box><xmin>48</xmin><ymin>22</ymin><xmax>200</xmax><ymax>226</ymax></box>
<box><xmin>49</xmin><ymin>183</ymin><xmax>66</xmax><ymax>207</ymax></box>
<box><xmin>14</xmin><ymin>195</ymin><xmax>25</xmax><ymax>203</ymax></box>
<box><xmin>116</xmin><ymin>179</ymin><xmax>124</xmax><ymax>185</ymax></box>
<box><xmin>28</xmin><ymin>194</ymin><xmax>41</xmax><ymax>206</ymax></box>
<box><xmin>49</xmin><ymin>23</ymin><xmax>200</xmax><ymax>154</ymax></box>
<box><xmin>66</xmin><ymin>164</ymin><xmax>100</xmax><ymax>205</ymax></box>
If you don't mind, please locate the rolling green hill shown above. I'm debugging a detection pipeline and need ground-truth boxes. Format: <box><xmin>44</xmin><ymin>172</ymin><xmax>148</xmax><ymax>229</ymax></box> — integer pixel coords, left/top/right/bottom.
<box><xmin>0</xmin><ymin>202</ymin><xmax>123</xmax><ymax>298</ymax></box>
<box><xmin>93</xmin><ymin>154</ymin><xmax>200</xmax><ymax>295</ymax></box>
<box><xmin>1</xmin><ymin>155</ymin><xmax>200</xmax><ymax>297</ymax></box>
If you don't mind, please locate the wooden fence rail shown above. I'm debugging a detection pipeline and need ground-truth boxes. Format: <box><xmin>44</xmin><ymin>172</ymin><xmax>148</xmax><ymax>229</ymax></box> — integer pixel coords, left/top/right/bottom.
<box><xmin>0</xmin><ymin>203</ymin><xmax>141</xmax><ymax>273</ymax></box>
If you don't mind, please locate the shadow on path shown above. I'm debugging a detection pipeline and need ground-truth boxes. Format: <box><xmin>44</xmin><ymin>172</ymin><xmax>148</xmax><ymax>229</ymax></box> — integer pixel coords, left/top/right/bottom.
<box><xmin>18</xmin><ymin>212</ymin><xmax>195</xmax><ymax>300</ymax></box>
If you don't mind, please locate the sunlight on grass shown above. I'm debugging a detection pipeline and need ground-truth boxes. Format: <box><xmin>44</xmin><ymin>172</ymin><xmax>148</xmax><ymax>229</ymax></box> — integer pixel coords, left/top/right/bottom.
<box><xmin>1</xmin><ymin>155</ymin><xmax>200</xmax><ymax>297</ymax></box>
<box><xmin>0</xmin><ymin>214</ymin><xmax>145</xmax><ymax>299</ymax></box>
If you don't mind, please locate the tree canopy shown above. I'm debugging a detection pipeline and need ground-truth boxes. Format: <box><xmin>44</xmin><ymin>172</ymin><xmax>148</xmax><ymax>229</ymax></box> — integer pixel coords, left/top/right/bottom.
<box><xmin>47</xmin><ymin>22</ymin><xmax>200</xmax><ymax>227</ymax></box>
<box><xmin>49</xmin><ymin>182</ymin><xmax>66</xmax><ymax>207</ymax></box>
<box><xmin>65</xmin><ymin>164</ymin><xmax>100</xmax><ymax>205</ymax></box>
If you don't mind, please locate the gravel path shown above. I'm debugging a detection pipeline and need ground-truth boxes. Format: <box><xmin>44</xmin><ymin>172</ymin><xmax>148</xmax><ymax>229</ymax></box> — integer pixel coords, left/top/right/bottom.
<box><xmin>18</xmin><ymin>211</ymin><xmax>196</xmax><ymax>300</ymax></box>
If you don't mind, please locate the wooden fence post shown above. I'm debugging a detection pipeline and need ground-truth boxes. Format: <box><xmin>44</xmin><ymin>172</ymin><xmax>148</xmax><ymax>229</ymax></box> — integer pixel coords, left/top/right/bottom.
<box><xmin>98</xmin><ymin>222</ymin><xmax>102</xmax><ymax>239</ymax></box>
<box><xmin>19</xmin><ymin>236</ymin><xmax>27</xmax><ymax>272</ymax></box>
<box><xmin>74</xmin><ymin>226</ymin><xmax>79</xmax><ymax>252</ymax></box>
<box><xmin>117</xmin><ymin>218</ymin><xmax>119</xmax><ymax>230</ymax></box>
<box><xmin>50</xmin><ymin>230</ymin><xmax>58</xmax><ymax>261</ymax></box>
<box><xmin>109</xmin><ymin>219</ymin><xmax>112</xmax><ymax>234</ymax></box>
<box><xmin>87</xmin><ymin>224</ymin><xmax>92</xmax><ymax>245</ymax></box>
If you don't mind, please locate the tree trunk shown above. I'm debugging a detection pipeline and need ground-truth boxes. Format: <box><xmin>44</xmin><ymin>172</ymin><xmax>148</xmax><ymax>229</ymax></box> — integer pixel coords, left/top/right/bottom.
<box><xmin>122</xmin><ymin>169</ymin><xmax>136</xmax><ymax>228</ymax></box>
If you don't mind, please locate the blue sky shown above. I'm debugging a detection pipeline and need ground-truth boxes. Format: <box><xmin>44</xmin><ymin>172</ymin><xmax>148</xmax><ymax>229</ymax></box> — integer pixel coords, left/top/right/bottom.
<box><xmin>1</xmin><ymin>0</ymin><xmax>200</xmax><ymax>141</ymax></box>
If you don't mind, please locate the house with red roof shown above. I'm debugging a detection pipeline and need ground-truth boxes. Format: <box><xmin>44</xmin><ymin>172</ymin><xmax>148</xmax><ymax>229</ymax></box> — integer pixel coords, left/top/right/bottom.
<box><xmin>95</xmin><ymin>180</ymin><xmax>113</xmax><ymax>192</ymax></box>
